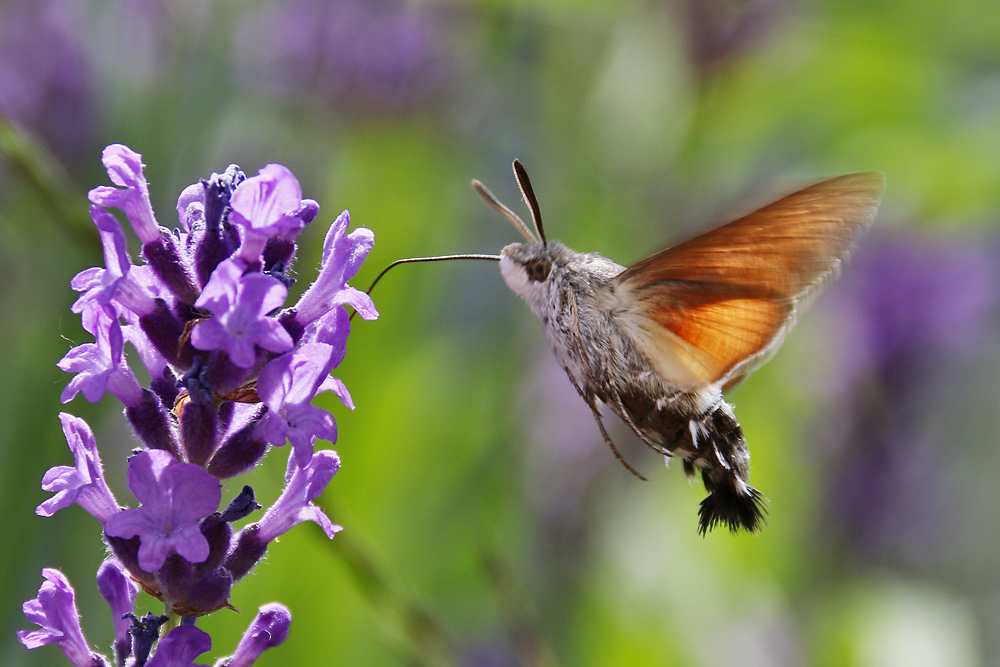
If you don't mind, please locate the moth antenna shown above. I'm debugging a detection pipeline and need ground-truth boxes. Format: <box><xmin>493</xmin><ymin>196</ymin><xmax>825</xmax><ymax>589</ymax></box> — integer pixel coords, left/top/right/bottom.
<box><xmin>472</xmin><ymin>179</ymin><xmax>536</xmax><ymax>243</ymax></box>
<box><xmin>349</xmin><ymin>253</ymin><xmax>501</xmax><ymax>321</ymax></box>
<box><xmin>512</xmin><ymin>159</ymin><xmax>546</xmax><ymax>246</ymax></box>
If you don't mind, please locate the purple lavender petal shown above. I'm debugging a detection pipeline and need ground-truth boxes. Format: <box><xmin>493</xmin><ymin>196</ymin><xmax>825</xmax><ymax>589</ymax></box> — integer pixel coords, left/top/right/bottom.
<box><xmin>59</xmin><ymin>301</ymin><xmax>143</xmax><ymax>406</ymax></box>
<box><xmin>255</xmin><ymin>449</ymin><xmax>342</xmax><ymax>542</ymax></box>
<box><xmin>192</xmin><ymin>259</ymin><xmax>294</xmax><ymax>367</ymax></box>
<box><xmin>223</xmin><ymin>603</ymin><xmax>292</xmax><ymax>666</ymax></box>
<box><xmin>302</xmin><ymin>301</ymin><xmax>351</xmax><ymax>356</ymax></box>
<box><xmin>229</xmin><ymin>164</ymin><xmax>304</xmax><ymax>235</ymax></box>
<box><xmin>17</xmin><ymin>569</ymin><xmax>104</xmax><ymax>667</ymax></box>
<box><xmin>96</xmin><ymin>559</ymin><xmax>138</xmax><ymax>664</ymax></box>
<box><xmin>104</xmin><ymin>450</ymin><xmax>221</xmax><ymax>572</ymax></box>
<box><xmin>255</xmin><ymin>343</ymin><xmax>341</xmax><ymax>463</ymax></box>
<box><xmin>176</xmin><ymin>182</ymin><xmax>205</xmax><ymax>233</ymax></box>
<box><xmin>229</xmin><ymin>164</ymin><xmax>309</xmax><ymax>264</ymax></box>
<box><xmin>37</xmin><ymin>413</ymin><xmax>119</xmax><ymax>524</ymax></box>
<box><xmin>318</xmin><ymin>376</ymin><xmax>354</xmax><ymax>410</ymax></box>
<box><xmin>71</xmin><ymin>206</ymin><xmax>157</xmax><ymax>318</ymax></box>
<box><xmin>88</xmin><ymin>144</ymin><xmax>161</xmax><ymax>243</ymax></box>
<box><xmin>145</xmin><ymin>625</ymin><xmax>212</xmax><ymax>667</ymax></box>
<box><xmin>290</xmin><ymin>210</ymin><xmax>377</xmax><ymax>326</ymax></box>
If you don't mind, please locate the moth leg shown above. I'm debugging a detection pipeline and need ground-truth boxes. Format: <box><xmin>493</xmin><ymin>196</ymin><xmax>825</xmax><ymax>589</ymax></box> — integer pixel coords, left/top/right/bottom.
<box><xmin>584</xmin><ymin>402</ymin><xmax>647</xmax><ymax>481</ymax></box>
<box><xmin>559</xmin><ymin>371</ymin><xmax>647</xmax><ymax>480</ymax></box>
<box><xmin>607</xmin><ymin>392</ymin><xmax>672</xmax><ymax>458</ymax></box>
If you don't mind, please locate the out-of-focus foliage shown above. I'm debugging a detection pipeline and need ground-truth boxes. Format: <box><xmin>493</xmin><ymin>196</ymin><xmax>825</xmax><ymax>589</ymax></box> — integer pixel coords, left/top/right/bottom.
<box><xmin>2</xmin><ymin>0</ymin><xmax>999</xmax><ymax>665</ymax></box>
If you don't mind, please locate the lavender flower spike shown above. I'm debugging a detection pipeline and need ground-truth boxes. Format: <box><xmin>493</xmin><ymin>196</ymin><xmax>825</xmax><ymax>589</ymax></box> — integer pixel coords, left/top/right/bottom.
<box><xmin>18</xmin><ymin>569</ymin><xmax>107</xmax><ymax>667</ymax></box>
<box><xmin>88</xmin><ymin>144</ymin><xmax>160</xmax><ymax>243</ymax></box>
<box><xmin>38</xmin><ymin>413</ymin><xmax>119</xmax><ymax>523</ymax></box>
<box><xmin>220</xmin><ymin>603</ymin><xmax>292</xmax><ymax>667</ymax></box>
<box><xmin>105</xmin><ymin>450</ymin><xmax>221</xmax><ymax>572</ymax></box>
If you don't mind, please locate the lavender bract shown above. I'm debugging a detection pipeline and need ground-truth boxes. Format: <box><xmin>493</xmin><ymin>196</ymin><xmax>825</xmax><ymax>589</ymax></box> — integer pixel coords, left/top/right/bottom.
<box><xmin>20</xmin><ymin>144</ymin><xmax>378</xmax><ymax>664</ymax></box>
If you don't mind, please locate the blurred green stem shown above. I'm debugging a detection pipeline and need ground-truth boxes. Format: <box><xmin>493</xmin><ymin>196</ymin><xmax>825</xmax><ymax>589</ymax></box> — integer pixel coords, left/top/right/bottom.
<box><xmin>0</xmin><ymin>113</ymin><xmax>98</xmax><ymax>251</ymax></box>
<box><xmin>327</xmin><ymin>531</ymin><xmax>455</xmax><ymax>667</ymax></box>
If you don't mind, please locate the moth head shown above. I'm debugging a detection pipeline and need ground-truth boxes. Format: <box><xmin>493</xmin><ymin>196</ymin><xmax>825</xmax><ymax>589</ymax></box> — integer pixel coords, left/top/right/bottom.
<box><xmin>499</xmin><ymin>241</ymin><xmax>556</xmax><ymax>303</ymax></box>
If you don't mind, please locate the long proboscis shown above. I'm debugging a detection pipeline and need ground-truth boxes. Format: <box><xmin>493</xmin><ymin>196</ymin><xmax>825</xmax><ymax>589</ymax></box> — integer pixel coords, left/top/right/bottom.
<box><xmin>349</xmin><ymin>253</ymin><xmax>501</xmax><ymax>321</ymax></box>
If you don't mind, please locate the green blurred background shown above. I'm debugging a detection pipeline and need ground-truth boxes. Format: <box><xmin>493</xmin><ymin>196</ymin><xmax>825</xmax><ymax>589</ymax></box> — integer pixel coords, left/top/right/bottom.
<box><xmin>2</xmin><ymin>0</ymin><xmax>999</xmax><ymax>665</ymax></box>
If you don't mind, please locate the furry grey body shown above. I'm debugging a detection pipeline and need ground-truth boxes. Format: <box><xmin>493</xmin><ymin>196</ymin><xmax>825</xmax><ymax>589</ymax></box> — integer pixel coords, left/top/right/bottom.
<box><xmin>501</xmin><ymin>241</ymin><xmax>766</xmax><ymax>534</ymax></box>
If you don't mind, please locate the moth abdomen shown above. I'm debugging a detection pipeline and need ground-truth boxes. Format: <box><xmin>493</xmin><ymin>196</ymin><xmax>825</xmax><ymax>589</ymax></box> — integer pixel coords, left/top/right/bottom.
<box><xmin>698</xmin><ymin>478</ymin><xmax>768</xmax><ymax>535</ymax></box>
<box><xmin>617</xmin><ymin>389</ymin><xmax>768</xmax><ymax>534</ymax></box>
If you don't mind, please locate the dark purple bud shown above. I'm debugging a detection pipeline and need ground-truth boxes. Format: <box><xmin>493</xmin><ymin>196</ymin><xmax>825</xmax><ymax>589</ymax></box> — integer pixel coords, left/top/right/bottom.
<box><xmin>263</xmin><ymin>255</ymin><xmax>296</xmax><ymax>289</ymax></box>
<box><xmin>277</xmin><ymin>309</ymin><xmax>306</xmax><ymax>346</ymax></box>
<box><xmin>217</xmin><ymin>400</ymin><xmax>235</xmax><ymax>434</ymax></box>
<box><xmin>158</xmin><ymin>553</ymin><xmax>194</xmax><ymax>603</ymax></box>
<box><xmin>178</xmin><ymin>355</ymin><xmax>213</xmax><ymax>405</ymax></box>
<box><xmin>104</xmin><ymin>535</ymin><xmax>158</xmax><ymax>593</ymax></box>
<box><xmin>124</xmin><ymin>612</ymin><xmax>168</xmax><ymax>666</ymax></box>
<box><xmin>225</xmin><ymin>524</ymin><xmax>269</xmax><ymax>582</ymax></box>
<box><xmin>196</xmin><ymin>514</ymin><xmax>233</xmax><ymax>572</ymax></box>
<box><xmin>203</xmin><ymin>349</ymin><xmax>252</xmax><ymax>397</ymax></box>
<box><xmin>206</xmin><ymin>414</ymin><xmax>268</xmax><ymax>480</ymax></box>
<box><xmin>150</xmin><ymin>367</ymin><xmax>179</xmax><ymax>409</ymax></box>
<box><xmin>223</xmin><ymin>603</ymin><xmax>292</xmax><ymax>666</ymax></box>
<box><xmin>195</xmin><ymin>227</ymin><xmax>238</xmax><ymax>289</ymax></box>
<box><xmin>124</xmin><ymin>389</ymin><xmax>180</xmax><ymax>457</ymax></box>
<box><xmin>141</xmin><ymin>235</ymin><xmax>199</xmax><ymax>304</ymax></box>
<box><xmin>263</xmin><ymin>238</ymin><xmax>296</xmax><ymax>274</ymax></box>
<box><xmin>220</xmin><ymin>485</ymin><xmax>262</xmax><ymax>523</ymax></box>
<box><xmin>195</xmin><ymin>167</ymin><xmax>244</xmax><ymax>287</ymax></box>
<box><xmin>179</xmin><ymin>568</ymin><xmax>233</xmax><ymax>616</ymax></box>
<box><xmin>179</xmin><ymin>401</ymin><xmax>218</xmax><ymax>466</ymax></box>
<box><xmin>138</xmin><ymin>299</ymin><xmax>188</xmax><ymax>368</ymax></box>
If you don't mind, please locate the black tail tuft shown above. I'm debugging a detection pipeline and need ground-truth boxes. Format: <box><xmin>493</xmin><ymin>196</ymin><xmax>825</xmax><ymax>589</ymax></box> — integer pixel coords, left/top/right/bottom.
<box><xmin>697</xmin><ymin>482</ymin><xmax>768</xmax><ymax>535</ymax></box>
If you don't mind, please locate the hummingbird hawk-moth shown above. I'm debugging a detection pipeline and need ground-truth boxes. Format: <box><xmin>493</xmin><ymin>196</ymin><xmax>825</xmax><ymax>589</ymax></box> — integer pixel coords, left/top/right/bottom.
<box><xmin>472</xmin><ymin>162</ymin><xmax>884</xmax><ymax>535</ymax></box>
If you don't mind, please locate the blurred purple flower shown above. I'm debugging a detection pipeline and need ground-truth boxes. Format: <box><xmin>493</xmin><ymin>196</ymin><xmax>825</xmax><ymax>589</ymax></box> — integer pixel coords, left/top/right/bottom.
<box><xmin>0</xmin><ymin>0</ymin><xmax>96</xmax><ymax>162</ymax></box>
<box><xmin>816</xmin><ymin>235</ymin><xmax>1000</xmax><ymax>559</ymax></box>
<box><xmin>17</xmin><ymin>569</ymin><xmax>104</xmax><ymax>667</ymax></box>
<box><xmin>234</xmin><ymin>0</ymin><xmax>448</xmax><ymax>112</ymax></box>
<box><xmin>37</xmin><ymin>413</ymin><xmax>119</xmax><ymax>524</ymax></box>
<box><xmin>105</xmin><ymin>450</ymin><xmax>221</xmax><ymax>572</ymax></box>
<box><xmin>831</xmin><ymin>236</ymin><xmax>998</xmax><ymax>380</ymax></box>
<box><xmin>668</xmin><ymin>0</ymin><xmax>790</xmax><ymax>78</ymax></box>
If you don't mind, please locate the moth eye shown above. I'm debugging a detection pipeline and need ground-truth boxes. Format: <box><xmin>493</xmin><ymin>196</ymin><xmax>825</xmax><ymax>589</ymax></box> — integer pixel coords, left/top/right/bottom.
<box><xmin>526</xmin><ymin>258</ymin><xmax>551</xmax><ymax>282</ymax></box>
